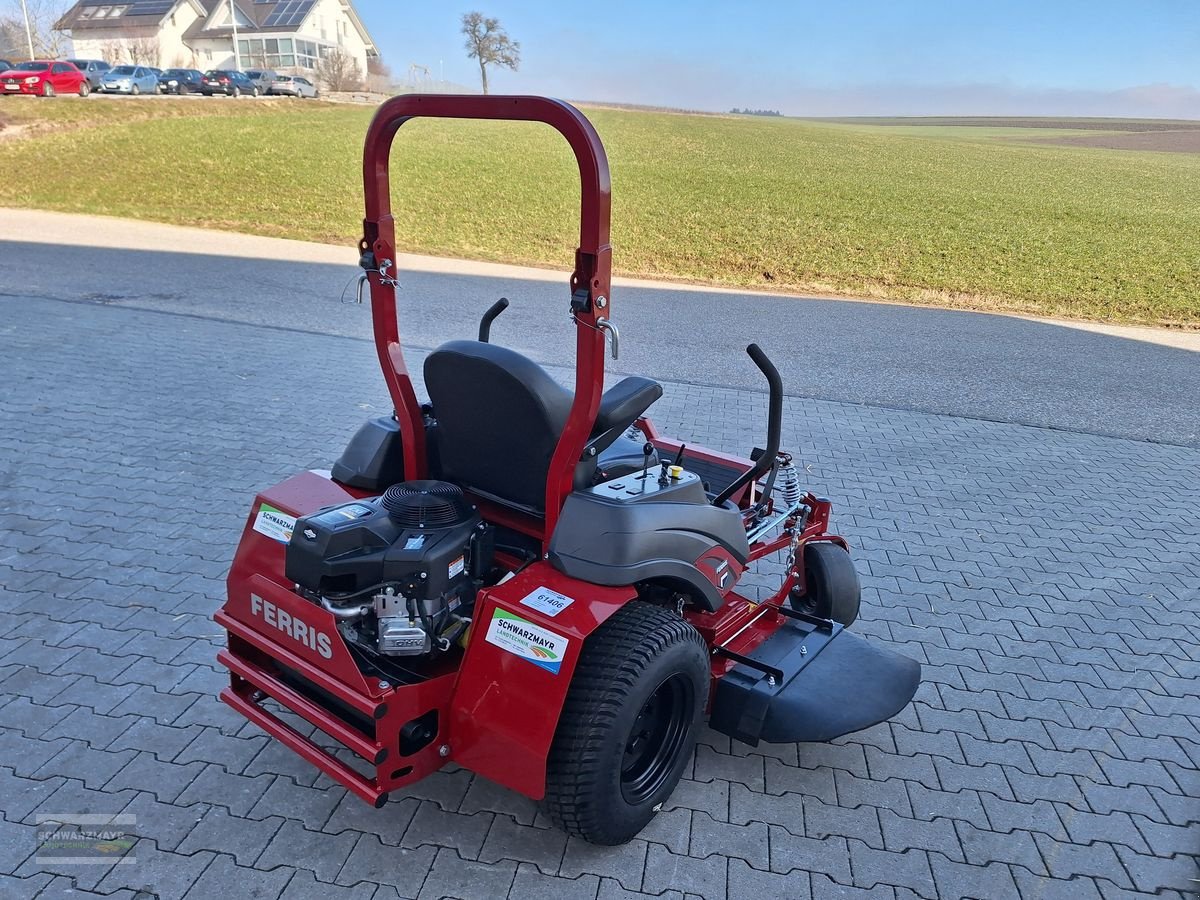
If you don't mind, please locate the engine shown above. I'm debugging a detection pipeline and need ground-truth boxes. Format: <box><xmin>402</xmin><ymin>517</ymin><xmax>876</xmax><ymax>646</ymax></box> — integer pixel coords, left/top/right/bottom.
<box><xmin>285</xmin><ymin>480</ymin><xmax>493</xmax><ymax>657</ymax></box>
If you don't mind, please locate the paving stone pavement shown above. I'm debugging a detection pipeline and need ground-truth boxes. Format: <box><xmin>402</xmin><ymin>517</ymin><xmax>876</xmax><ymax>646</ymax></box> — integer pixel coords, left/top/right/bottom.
<box><xmin>1</xmin><ymin>294</ymin><xmax>1198</xmax><ymax>899</ymax></box>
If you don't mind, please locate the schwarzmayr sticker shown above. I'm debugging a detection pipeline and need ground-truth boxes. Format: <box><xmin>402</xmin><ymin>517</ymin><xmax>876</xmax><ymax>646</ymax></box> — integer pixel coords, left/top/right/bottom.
<box><xmin>253</xmin><ymin>503</ymin><xmax>296</xmax><ymax>544</ymax></box>
<box><xmin>484</xmin><ymin>608</ymin><xmax>569</xmax><ymax>675</ymax></box>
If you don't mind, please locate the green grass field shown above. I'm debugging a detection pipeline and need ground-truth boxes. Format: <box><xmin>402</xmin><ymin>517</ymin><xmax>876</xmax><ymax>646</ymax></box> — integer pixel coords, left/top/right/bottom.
<box><xmin>1</xmin><ymin>99</ymin><xmax>1198</xmax><ymax>326</ymax></box>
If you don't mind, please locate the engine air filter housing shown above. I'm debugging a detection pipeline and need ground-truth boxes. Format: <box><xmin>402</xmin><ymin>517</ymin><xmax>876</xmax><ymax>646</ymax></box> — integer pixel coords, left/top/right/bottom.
<box><xmin>381</xmin><ymin>480</ymin><xmax>473</xmax><ymax>528</ymax></box>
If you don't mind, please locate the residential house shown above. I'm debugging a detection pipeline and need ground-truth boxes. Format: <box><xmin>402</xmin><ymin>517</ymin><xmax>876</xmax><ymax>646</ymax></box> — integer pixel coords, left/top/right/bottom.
<box><xmin>55</xmin><ymin>0</ymin><xmax>376</xmax><ymax>80</ymax></box>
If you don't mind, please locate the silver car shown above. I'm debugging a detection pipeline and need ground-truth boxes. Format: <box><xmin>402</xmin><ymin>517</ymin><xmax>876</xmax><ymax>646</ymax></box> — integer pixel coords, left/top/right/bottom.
<box><xmin>268</xmin><ymin>74</ymin><xmax>319</xmax><ymax>99</ymax></box>
<box><xmin>101</xmin><ymin>65</ymin><xmax>159</xmax><ymax>95</ymax></box>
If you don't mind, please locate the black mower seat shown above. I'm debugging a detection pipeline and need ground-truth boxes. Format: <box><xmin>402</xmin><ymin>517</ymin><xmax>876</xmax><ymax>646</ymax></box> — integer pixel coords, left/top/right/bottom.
<box><xmin>424</xmin><ymin>340</ymin><xmax>662</xmax><ymax>514</ymax></box>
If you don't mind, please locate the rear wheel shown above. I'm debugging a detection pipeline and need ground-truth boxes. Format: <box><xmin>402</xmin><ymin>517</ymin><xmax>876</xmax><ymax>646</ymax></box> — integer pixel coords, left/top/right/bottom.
<box><xmin>544</xmin><ymin>601</ymin><xmax>707</xmax><ymax>845</ymax></box>
<box><xmin>78</xmin><ymin>81</ymin><xmax>89</xmax><ymax>97</ymax></box>
<box><xmin>232</xmin><ymin>86</ymin><xmax>240</xmax><ymax>98</ymax></box>
<box><xmin>789</xmin><ymin>541</ymin><xmax>861</xmax><ymax>626</ymax></box>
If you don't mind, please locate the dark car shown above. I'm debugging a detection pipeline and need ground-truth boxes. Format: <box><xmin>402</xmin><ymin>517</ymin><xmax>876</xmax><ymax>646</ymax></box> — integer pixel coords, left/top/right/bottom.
<box><xmin>200</xmin><ymin>69</ymin><xmax>259</xmax><ymax>97</ymax></box>
<box><xmin>65</xmin><ymin>58</ymin><xmax>111</xmax><ymax>90</ymax></box>
<box><xmin>159</xmin><ymin>68</ymin><xmax>205</xmax><ymax>94</ymax></box>
<box><xmin>0</xmin><ymin>60</ymin><xmax>13</xmax><ymax>73</ymax></box>
<box><xmin>243</xmin><ymin>69</ymin><xmax>277</xmax><ymax>92</ymax></box>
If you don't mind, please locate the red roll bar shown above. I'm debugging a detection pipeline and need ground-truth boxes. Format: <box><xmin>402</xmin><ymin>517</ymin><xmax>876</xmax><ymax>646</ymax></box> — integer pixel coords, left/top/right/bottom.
<box><xmin>360</xmin><ymin>95</ymin><xmax>612</xmax><ymax>543</ymax></box>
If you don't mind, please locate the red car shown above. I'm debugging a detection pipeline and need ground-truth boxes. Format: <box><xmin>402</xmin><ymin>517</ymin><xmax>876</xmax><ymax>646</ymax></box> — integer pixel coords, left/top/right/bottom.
<box><xmin>0</xmin><ymin>60</ymin><xmax>89</xmax><ymax>97</ymax></box>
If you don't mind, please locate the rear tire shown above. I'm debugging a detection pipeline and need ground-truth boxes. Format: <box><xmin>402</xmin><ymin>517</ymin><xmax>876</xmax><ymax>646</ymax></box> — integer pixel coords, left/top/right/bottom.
<box><xmin>78</xmin><ymin>82</ymin><xmax>89</xmax><ymax>97</ymax></box>
<box><xmin>232</xmin><ymin>86</ymin><xmax>240</xmax><ymax>98</ymax></box>
<box><xmin>789</xmin><ymin>541</ymin><xmax>861</xmax><ymax>626</ymax></box>
<box><xmin>543</xmin><ymin>601</ymin><xmax>707</xmax><ymax>845</ymax></box>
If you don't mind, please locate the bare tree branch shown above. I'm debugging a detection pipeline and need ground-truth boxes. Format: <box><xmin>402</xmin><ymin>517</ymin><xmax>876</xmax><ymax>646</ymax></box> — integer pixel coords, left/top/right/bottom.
<box><xmin>316</xmin><ymin>46</ymin><xmax>364</xmax><ymax>92</ymax></box>
<box><xmin>3</xmin><ymin>0</ymin><xmax>72</xmax><ymax>58</ymax></box>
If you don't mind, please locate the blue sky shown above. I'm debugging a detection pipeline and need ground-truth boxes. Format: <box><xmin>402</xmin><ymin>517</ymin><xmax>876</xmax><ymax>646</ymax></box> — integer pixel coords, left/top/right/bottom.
<box><xmin>361</xmin><ymin>1</ymin><xmax>1199</xmax><ymax>118</ymax></box>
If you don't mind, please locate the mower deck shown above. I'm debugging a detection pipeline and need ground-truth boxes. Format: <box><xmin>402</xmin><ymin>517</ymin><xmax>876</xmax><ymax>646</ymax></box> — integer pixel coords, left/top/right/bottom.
<box><xmin>710</xmin><ymin>614</ymin><xmax>921</xmax><ymax>746</ymax></box>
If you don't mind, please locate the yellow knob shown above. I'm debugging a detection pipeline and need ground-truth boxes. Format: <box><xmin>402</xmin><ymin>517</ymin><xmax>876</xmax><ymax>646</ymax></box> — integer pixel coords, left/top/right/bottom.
<box><xmin>668</xmin><ymin>465</ymin><xmax>684</xmax><ymax>479</ymax></box>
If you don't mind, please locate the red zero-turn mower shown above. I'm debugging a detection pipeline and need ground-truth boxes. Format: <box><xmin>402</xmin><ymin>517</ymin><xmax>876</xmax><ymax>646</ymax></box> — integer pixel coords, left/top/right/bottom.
<box><xmin>215</xmin><ymin>95</ymin><xmax>921</xmax><ymax>845</ymax></box>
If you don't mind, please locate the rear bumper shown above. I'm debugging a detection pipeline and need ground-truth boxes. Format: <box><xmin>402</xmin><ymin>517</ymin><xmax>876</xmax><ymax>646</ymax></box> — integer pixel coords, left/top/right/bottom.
<box><xmin>709</xmin><ymin>612</ymin><xmax>920</xmax><ymax>746</ymax></box>
<box><xmin>216</xmin><ymin>590</ymin><xmax>455</xmax><ymax>804</ymax></box>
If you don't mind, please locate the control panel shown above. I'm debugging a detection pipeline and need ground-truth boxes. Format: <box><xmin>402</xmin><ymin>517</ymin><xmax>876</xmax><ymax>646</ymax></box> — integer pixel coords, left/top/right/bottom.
<box><xmin>589</xmin><ymin>467</ymin><xmax>702</xmax><ymax>502</ymax></box>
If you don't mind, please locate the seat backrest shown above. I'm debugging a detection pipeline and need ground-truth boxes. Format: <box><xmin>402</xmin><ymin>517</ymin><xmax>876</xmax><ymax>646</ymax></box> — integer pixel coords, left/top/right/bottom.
<box><xmin>424</xmin><ymin>340</ymin><xmax>579</xmax><ymax>513</ymax></box>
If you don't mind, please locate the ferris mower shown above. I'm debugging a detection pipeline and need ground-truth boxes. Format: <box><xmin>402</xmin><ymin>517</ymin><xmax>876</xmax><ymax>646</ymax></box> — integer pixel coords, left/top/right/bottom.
<box><xmin>215</xmin><ymin>95</ymin><xmax>921</xmax><ymax>845</ymax></box>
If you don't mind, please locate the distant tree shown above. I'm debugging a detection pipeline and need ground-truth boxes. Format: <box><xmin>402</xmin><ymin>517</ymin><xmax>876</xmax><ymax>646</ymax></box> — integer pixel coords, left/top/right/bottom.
<box><xmin>4</xmin><ymin>0</ymin><xmax>72</xmax><ymax>58</ymax></box>
<box><xmin>127</xmin><ymin>35</ymin><xmax>160</xmax><ymax>66</ymax></box>
<box><xmin>366</xmin><ymin>56</ymin><xmax>391</xmax><ymax>93</ymax></box>
<box><xmin>0</xmin><ymin>15</ymin><xmax>24</xmax><ymax>58</ymax></box>
<box><xmin>317</xmin><ymin>46</ymin><xmax>364</xmax><ymax>92</ymax></box>
<box><xmin>100</xmin><ymin>38</ymin><xmax>124</xmax><ymax>63</ymax></box>
<box><xmin>730</xmin><ymin>108</ymin><xmax>782</xmax><ymax>117</ymax></box>
<box><xmin>460</xmin><ymin>11</ymin><xmax>519</xmax><ymax>94</ymax></box>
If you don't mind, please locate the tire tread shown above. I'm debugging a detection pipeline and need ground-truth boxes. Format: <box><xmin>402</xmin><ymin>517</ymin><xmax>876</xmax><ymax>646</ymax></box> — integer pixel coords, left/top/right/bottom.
<box><xmin>543</xmin><ymin>601</ymin><xmax>706</xmax><ymax>841</ymax></box>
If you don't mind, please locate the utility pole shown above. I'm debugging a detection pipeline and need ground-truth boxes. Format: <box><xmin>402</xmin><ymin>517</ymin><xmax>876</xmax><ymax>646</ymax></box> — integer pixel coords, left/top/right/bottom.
<box><xmin>19</xmin><ymin>0</ymin><xmax>35</xmax><ymax>60</ymax></box>
<box><xmin>230</xmin><ymin>0</ymin><xmax>242</xmax><ymax>69</ymax></box>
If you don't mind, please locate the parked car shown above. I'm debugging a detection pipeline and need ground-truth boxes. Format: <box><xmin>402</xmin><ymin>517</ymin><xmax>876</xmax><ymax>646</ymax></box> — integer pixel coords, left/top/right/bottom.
<box><xmin>100</xmin><ymin>65</ymin><xmax>159</xmax><ymax>95</ymax></box>
<box><xmin>244</xmin><ymin>69</ymin><xmax>277</xmax><ymax>92</ymax></box>
<box><xmin>0</xmin><ymin>60</ymin><xmax>89</xmax><ymax>97</ymax></box>
<box><xmin>0</xmin><ymin>60</ymin><xmax>14</xmax><ymax>73</ymax></box>
<box><xmin>268</xmin><ymin>74</ymin><xmax>318</xmax><ymax>98</ymax></box>
<box><xmin>159</xmin><ymin>68</ymin><xmax>205</xmax><ymax>94</ymax></box>
<box><xmin>65</xmin><ymin>58</ymin><xmax>111</xmax><ymax>91</ymax></box>
<box><xmin>200</xmin><ymin>69</ymin><xmax>259</xmax><ymax>97</ymax></box>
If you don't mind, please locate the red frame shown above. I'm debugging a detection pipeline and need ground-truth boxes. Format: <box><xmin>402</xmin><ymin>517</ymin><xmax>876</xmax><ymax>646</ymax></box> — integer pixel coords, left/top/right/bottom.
<box><xmin>217</xmin><ymin>95</ymin><xmax>853</xmax><ymax>807</ymax></box>
<box><xmin>360</xmin><ymin>94</ymin><xmax>611</xmax><ymax>548</ymax></box>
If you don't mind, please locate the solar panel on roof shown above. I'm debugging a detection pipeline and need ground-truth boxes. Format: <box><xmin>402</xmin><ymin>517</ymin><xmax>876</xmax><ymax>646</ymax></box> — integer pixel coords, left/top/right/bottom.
<box><xmin>263</xmin><ymin>0</ymin><xmax>312</xmax><ymax>27</ymax></box>
<box><xmin>125</xmin><ymin>0</ymin><xmax>175</xmax><ymax>15</ymax></box>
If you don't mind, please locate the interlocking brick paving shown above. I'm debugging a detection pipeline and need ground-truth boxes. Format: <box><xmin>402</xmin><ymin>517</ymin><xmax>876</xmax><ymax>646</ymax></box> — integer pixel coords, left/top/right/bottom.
<box><xmin>1</xmin><ymin>294</ymin><xmax>1197</xmax><ymax>898</ymax></box>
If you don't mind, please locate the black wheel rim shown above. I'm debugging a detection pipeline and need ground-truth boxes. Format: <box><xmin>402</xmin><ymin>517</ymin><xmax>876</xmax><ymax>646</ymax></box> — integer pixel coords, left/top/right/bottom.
<box><xmin>791</xmin><ymin>563</ymin><xmax>828</xmax><ymax>617</ymax></box>
<box><xmin>621</xmin><ymin>673</ymin><xmax>693</xmax><ymax>805</ymax></box>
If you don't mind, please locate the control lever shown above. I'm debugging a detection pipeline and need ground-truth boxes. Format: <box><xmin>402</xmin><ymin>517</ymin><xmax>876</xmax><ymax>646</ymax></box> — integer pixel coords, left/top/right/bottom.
<box><xmin>640</xmin><ymin>442</ymin><xmax>654</xmax><ymax>485</ymax></box>
<box><xmin>478</xmin><ymin>298</ymin><xmax>510</xmax><ymax>342</ymax></box>
<box><xmin>596</xmin><ymin>317</ymin><xmax>619</xmax><ymax>359</ymax></box>
<box><xmin>713</xmin><ymin>344</ymin><xmax>783</xmax><ymax>508</ymax></box>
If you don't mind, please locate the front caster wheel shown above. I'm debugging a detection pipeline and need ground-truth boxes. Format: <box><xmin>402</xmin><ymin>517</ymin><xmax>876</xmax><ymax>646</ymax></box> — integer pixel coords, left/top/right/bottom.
<box><xmin>789</xmin><ymin>541</ymin><xmax>861</xmax><ymax>626</ymax></box>
<box><xmin>544</xmin><ymin>601</ymin><xmax>707</xmax><ymax>845</ymax></box>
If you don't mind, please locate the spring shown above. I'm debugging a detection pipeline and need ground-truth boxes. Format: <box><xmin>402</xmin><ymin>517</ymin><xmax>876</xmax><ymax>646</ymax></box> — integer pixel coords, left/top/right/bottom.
<box><xmin>776</xmin><ymin>453</ymin><xmax>802</xmax><ymax>509</ymax></box>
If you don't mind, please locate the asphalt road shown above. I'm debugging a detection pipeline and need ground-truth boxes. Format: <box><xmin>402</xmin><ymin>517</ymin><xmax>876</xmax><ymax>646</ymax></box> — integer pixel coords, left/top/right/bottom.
<box><xmin>2</xmin><ymin>209</ymin><xmax>1196</xmax><ymax>446</ymax></box>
